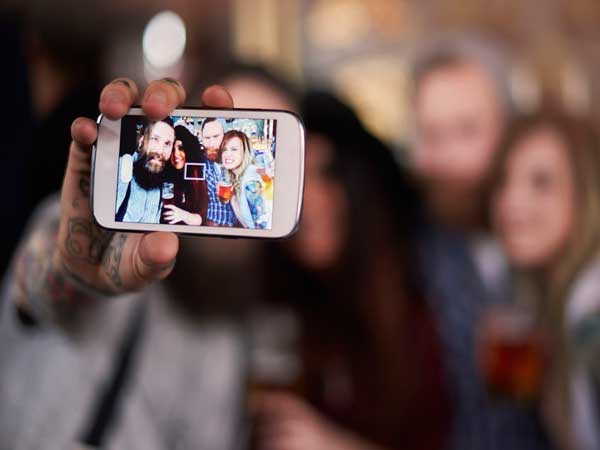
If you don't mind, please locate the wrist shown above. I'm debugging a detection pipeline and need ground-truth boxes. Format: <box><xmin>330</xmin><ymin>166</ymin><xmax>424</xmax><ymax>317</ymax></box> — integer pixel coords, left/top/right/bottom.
<box><xmin>15</xmin><ymin>248</ymin><xmax>109</xmax><ymax>327</ymax></box>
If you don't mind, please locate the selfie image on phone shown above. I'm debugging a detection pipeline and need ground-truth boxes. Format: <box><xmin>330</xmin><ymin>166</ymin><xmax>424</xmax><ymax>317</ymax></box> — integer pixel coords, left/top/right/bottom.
<box><xmin>116</xmin><ymin>115</ymin><xmax>276</xmax><ymax>229</ymax></box>
<box><xmin>93</xmin><ymin>107</ymin><xmax>304</xmax><ymax>238</ymax></box>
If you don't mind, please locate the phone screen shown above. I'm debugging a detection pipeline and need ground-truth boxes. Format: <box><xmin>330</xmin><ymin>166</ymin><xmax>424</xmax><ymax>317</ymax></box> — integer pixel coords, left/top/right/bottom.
<box><xmin>115</xmin><ymin>115</ymin><xmax>277</xmax><ymax>229</ymax></box>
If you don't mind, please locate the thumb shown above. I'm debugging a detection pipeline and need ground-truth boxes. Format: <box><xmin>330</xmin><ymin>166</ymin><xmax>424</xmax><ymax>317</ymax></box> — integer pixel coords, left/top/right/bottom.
<box><xmin>132</xmin><ymin>232</ymin><xmax>179</xmax><ymax>283</ymax></box>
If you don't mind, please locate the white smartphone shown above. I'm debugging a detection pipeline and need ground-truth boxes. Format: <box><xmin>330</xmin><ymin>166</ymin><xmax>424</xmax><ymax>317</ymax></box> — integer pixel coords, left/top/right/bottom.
<box><xmin>92</xmin><ymin>107</ymin><xmax>304</xmax><ymax>238</ymax></box>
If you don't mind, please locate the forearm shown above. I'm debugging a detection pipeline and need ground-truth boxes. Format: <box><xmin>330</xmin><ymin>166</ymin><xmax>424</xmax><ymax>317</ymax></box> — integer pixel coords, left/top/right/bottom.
<box><xmin>10</xmin><ymin>198</ymin><xmax>108</xmax><ymax>330</ymax></box>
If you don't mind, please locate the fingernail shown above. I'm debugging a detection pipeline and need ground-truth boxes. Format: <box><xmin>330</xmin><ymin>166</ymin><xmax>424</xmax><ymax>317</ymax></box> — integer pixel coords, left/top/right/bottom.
<box><xmin>145</xmin><ymin>91</ymin><xmax>168</xmax><ymax>106</ymax></box>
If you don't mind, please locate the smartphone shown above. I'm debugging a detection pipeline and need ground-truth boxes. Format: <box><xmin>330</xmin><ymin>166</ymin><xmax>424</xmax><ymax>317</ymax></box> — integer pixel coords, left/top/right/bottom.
<box><xmin>92</xmin><ymin>107</ymin><xmax>305</xmax><ymax>238</ymax></box>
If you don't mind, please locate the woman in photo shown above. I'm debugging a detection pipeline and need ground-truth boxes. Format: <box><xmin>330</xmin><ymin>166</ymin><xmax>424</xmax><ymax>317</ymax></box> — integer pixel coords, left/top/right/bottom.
<box><xmin>490</xmin><ymin>111</ymin><xmax>600</xmax><ymax>450</ymax></box>
<box><xmin>220</xmin><ymin>129</ymin><xmax>270</xmax><ymax>229</ymax></box>
<box><xmin>162</xmin><ymin>124</ymin><xmax>208</xmax><ymax>225</ymax></box>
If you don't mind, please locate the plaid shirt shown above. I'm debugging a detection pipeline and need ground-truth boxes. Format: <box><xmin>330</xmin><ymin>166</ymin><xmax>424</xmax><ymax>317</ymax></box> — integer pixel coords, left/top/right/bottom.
<box><xmin>205</xmin><ymin>160</ymin><xmax>235</xmax><ymax>226</ymax></box>
<box><xmin>418</xmin><ymin>223</ymin><xmax>552</xmax><ymax>450</ymax></box>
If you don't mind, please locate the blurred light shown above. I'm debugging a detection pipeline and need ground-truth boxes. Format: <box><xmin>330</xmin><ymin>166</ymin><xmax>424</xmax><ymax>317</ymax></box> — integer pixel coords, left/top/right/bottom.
<box><xmin>561</xmin><ymin>61</ymin><xmax>590</xmax><ymax>116</ymax></box>
<box><xmin>143</xmin><ymin>11</ymin><xmax>187</xmax><ymax>70</ymax></box>
<box><xmin>332</xmin><ymin>56</ymin><xmax>409</xmax><ymax>152</ymax></box>
<box><xmin>510</xmin><ymin>63</ymin><xmax>541</xmax><ymax>114</ymax></box>
<box><xmin>307</xmin><ymin>0</ymin><xmax>370</xmax><ymax>50</ymax></box>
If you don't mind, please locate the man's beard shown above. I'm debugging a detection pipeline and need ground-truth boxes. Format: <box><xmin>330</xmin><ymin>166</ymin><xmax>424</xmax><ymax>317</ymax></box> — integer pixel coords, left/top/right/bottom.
<box><xmin>133</xmin><ymin>154</ymin><xmax>165</xmax><ymax>190</ymax></box>
<box><xmin>205</xmin><ymin>146</ymin><xmax>219</xmax><ymax>162</ymax></box>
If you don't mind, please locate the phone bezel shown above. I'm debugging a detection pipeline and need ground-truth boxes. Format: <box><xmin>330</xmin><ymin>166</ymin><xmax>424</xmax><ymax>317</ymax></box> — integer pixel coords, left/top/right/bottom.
<box><xmin>92</xmin><ymin>107</ymin><xmax>304</xmax><ymax>238</ymax></box>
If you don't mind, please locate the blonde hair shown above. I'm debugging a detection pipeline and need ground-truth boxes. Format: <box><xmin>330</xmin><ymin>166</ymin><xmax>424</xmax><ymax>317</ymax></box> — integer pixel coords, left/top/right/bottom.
<box><xmin>492</xmin><ymin>112</ymin><xmax>600</xmax><ymax>310</ymax></box>
<box><xmin>220</xmin><ymin>130</ymin><xmax>254</xmax><ymax>196</ymax></box>
<box><xmin>490</xmin><ymin>110</ymin><xmax>600</xmax><ymax>431</ymax></box>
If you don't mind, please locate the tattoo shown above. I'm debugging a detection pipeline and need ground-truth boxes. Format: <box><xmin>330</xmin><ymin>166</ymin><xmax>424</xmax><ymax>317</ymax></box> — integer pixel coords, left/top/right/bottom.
<box><xmin>65</xmin><ymin>218</ymin><xmax>113</xmax><ymax>265</ymax></box>
<box><xmin>79</xmin><ymin>174</ymin><xmax>90</xmax><ymax>197</ymax></box>
<box><xmin>59</xmin><ymin>259</ymin><xmax>114</xmax><ymax>297</ymax></box>
<box><xmin>102</xmin><ymin>233</ymin><xmax>127</xmax><ymax>288</ymax></box>
<box><xmin>14</xmin><ymin>213</ymin><xmax>97</xmax><ymax>324</ymax></box>
<box><xmin>111</xmin><ymin>78</ymin><xmax>131</xmax><ymax>88</ymax></box>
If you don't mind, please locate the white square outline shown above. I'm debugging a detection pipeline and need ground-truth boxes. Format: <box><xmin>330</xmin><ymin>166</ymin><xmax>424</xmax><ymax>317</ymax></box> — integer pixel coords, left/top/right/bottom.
<box><xmin>184</xmin><ymin>162</ymin><xmax>206</xmax><ymax>181</ymax></box>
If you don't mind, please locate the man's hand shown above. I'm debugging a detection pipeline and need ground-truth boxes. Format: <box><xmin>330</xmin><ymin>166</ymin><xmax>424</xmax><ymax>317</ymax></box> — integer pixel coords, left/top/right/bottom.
<box><xmin>56</xmin><ymin>78</ymin><xmax>233</xmax><ymax>295</ymax></box>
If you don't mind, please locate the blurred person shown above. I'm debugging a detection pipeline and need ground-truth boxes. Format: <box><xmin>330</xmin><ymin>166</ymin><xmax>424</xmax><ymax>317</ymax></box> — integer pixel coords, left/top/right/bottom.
<box><xmin>165</xmin><ymin>65</ymin><xmax>302</xmax><ymax>307</ymax></box>
<box><xmin>0</xmin><ymin>79</ymin><xmax>252</xmax><ymax>449</ymax></box>
<box><xmin>202</xmin><ymin>117</ymin><xmax>236</xmax><ymax>227</ymax></box>
<box><xmin>170</xmin><ymin>64</ymin><xmax>301</xmax><ymax>295</ymax></box>
<box><xmin>410</xmin><ymin>37</ymin><xmax>552</xmax><ymax>450</ymax></box>
<box><xmin>116</xmin><ymin>117</ymin><xmax>175</xmax><ymax>223</ymax></box>
<box><xmin>0</xmin><ymin>66</ymin><xmax>304</xmax><ymax>449</ymax></box>
<box><xmin>217</xmin><ymin>64</ymin><xmax>298</xmax><ymax>112</ymax></box>
<box><xmin>490</xmin><ymin>111</ymin><xmax>600</xmax><ymax>450</ymax></box>
<box><xmin>221</xmin><ymin>130</ymin><xmax>269</xmax><ymax>229</ymax></box>
<box><xmin>249</xmin><ymin>92</ymin><xmax>450</xmax><ymax>450</ymax></box>
<box><xmin>161</xmin><ymin>124</ymin><xmax>207</xmax><ymax>225</ymax></box>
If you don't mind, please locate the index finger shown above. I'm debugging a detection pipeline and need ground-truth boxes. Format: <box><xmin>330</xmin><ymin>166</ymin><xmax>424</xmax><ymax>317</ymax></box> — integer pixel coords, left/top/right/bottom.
<box><xmin>142</xmin><ymin>78</ymin><xmax>187</xmax><ymax>120</ymax></box>
<box><xmin>99</xmin><ymin>78</ymin><xmax>139</xmax><ymax>120</ymax></box>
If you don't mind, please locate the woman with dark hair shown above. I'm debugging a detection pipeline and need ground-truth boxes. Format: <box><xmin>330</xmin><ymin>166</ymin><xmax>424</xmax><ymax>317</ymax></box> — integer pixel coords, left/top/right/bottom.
<box><xmin>250</xmin><ymin>92</ymin><xmax>450</xmax><ymax>450</ymax></box>
<box><xmin>162</xmin><ymin>124</ymin><xmax>208</xmax><ymax>225</ymax></box>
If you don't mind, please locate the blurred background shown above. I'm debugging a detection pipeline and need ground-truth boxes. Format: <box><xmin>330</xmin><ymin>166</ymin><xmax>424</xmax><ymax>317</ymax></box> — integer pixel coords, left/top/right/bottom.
<box><xmin>3</xmin><ymin>0</ymin><xmax>600</xmax><ymax>261</ymax></box>
<box><xmin>3</xmin><ymin>2</ymin><xmax>600</xmax><ymax>450</ymax></box>
<box><xmin>5</xmin><ymin>0</ymin><xmax>600</xmax><ymax>145</ymax></box>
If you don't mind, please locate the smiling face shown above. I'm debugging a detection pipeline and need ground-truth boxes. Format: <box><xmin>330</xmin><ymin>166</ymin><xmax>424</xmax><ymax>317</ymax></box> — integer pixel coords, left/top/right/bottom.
<box><xmin>221</xmin><ymin>136</ymin><xmax>244</xmax><ymax>170</ymax></box>
<box><xmin>142</xmin><ymin>121</ymin><xmax>175</xmax><ymax>174</ymax></box>
<box><xmin>171</xmin><ymin>140</ymin><xmax>186</xmax><ymax>170</ymax></box>
<box><xmin>493</xmin><ymin>127</ymin><xmax>577</xmax><ymax>270</ymax></box>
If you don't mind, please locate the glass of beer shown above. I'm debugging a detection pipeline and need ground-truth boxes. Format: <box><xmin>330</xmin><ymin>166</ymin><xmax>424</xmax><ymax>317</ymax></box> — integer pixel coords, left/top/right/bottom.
<box><xmin>478</xmin><ymin>304</ymin><xmax>546</xmax><ymax>405</ymax></box>
<box><xmin>162</xmin><ymin>182</ymin><xmax>175</xmax><ymax>205</ymax></box>
<box><xmin>246</xmin><ymin>307</ymin><xmax>304</xmax><ymax>449</ymax></box>
<box><xmin>217</xmin><ymin>181</ymin><xmax>233</xmax><ymax>203</ymax></box>
<box><xmin>160</xmin><ymin>182</ymin><xmax>175</xmax><ymax>224</ymax></box>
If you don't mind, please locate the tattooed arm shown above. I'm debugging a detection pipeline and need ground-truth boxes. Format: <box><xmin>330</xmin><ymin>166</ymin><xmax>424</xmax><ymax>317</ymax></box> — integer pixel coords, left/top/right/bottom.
<box><xmin>11</xmin><ymin>196</ymin><xmax>112</xmax><ymax>326</ymax></box>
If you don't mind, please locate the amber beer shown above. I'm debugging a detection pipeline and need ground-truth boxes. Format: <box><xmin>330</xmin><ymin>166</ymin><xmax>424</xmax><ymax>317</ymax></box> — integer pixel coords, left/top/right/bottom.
<box><xmin>217</xmin><ymin>181</ymin><xmax>233</xmax><ymax>203</ymax></box>
<box><xmin>482</xmin><ymin>335</ymin><xmax>544</xmax><ymax>402</ymax></box>
<box><xmin>160</xmin><ymin>182</ymin><xmax>175</xmax><ymax>224</ymax></box>
<box><xmin>479</xmin><ymin>306</ymin><xmax>545</xmax><ymax>404</ymax></box>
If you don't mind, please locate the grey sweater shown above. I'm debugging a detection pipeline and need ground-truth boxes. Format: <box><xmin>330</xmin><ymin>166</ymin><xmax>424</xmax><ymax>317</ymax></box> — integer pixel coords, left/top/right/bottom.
<box><xmin>0</xmin><ymin>199</ymin><xmax>248</xmax><ymax>450</ymax></box>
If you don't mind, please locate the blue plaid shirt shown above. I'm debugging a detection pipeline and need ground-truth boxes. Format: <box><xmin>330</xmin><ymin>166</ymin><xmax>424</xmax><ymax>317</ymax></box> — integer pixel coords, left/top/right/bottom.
<box><xmin>418</xmin><ymin>223</ymin><xmax>553</xmax><ymax>450</ymax></box>
<box><xmin>205</xmin><ymin>160</ymin><xmax>235</xmax><ymax>226</ymax></box>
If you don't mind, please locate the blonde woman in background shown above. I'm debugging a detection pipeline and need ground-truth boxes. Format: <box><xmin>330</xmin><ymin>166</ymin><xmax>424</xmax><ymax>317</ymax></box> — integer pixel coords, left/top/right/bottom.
<box><xmin>490</xmin><ymin>111</ymin><xmax>600</xmax><ymax>450</ymax></box>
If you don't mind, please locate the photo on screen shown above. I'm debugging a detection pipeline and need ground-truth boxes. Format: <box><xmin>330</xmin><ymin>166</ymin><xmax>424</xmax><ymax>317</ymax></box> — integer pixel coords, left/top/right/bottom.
<box><xmin>115</xmin><ymin>115</ymin><xmax>276</xmax><ymax>229</ymax></box>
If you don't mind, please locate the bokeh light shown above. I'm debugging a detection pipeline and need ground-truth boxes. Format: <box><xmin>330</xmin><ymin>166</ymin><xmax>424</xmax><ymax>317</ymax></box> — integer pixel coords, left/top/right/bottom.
<box><xmin>142</xmin><ymin>10</ymin><xmax>187</xmax><ymax>71</ymax></box>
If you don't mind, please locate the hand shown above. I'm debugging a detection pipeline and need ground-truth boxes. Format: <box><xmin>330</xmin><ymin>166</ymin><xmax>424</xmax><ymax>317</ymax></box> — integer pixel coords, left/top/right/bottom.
<box><xmin>57</xmin><ymin>79</ymin><xmax>233</xmax><ymax>295</ymax></box>
<box><xmin>162</xmin><ymin>204</ymin><xmax>202</xmax><ymax>225</ymax></box>
<box><xmin>251</xmin><ymin>391</ymin><xmax>381</xmax><ymax>450</ymax></box>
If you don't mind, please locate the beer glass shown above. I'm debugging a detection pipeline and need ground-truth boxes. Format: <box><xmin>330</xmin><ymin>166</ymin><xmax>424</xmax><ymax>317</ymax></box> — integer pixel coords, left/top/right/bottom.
<box><xmin>160</xmin><ymin>182</ymin><xmax>175</xmax><ymax>224</ymax></box>
<box><xmin>478</xmin><ymin>303</ymin><xmax>546</xmax><ymax>405</ymax></box>
<box><xmin>217</xmin><ymin>170</ymin><xmax>233</xmax><ymax>203</ymax></box>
